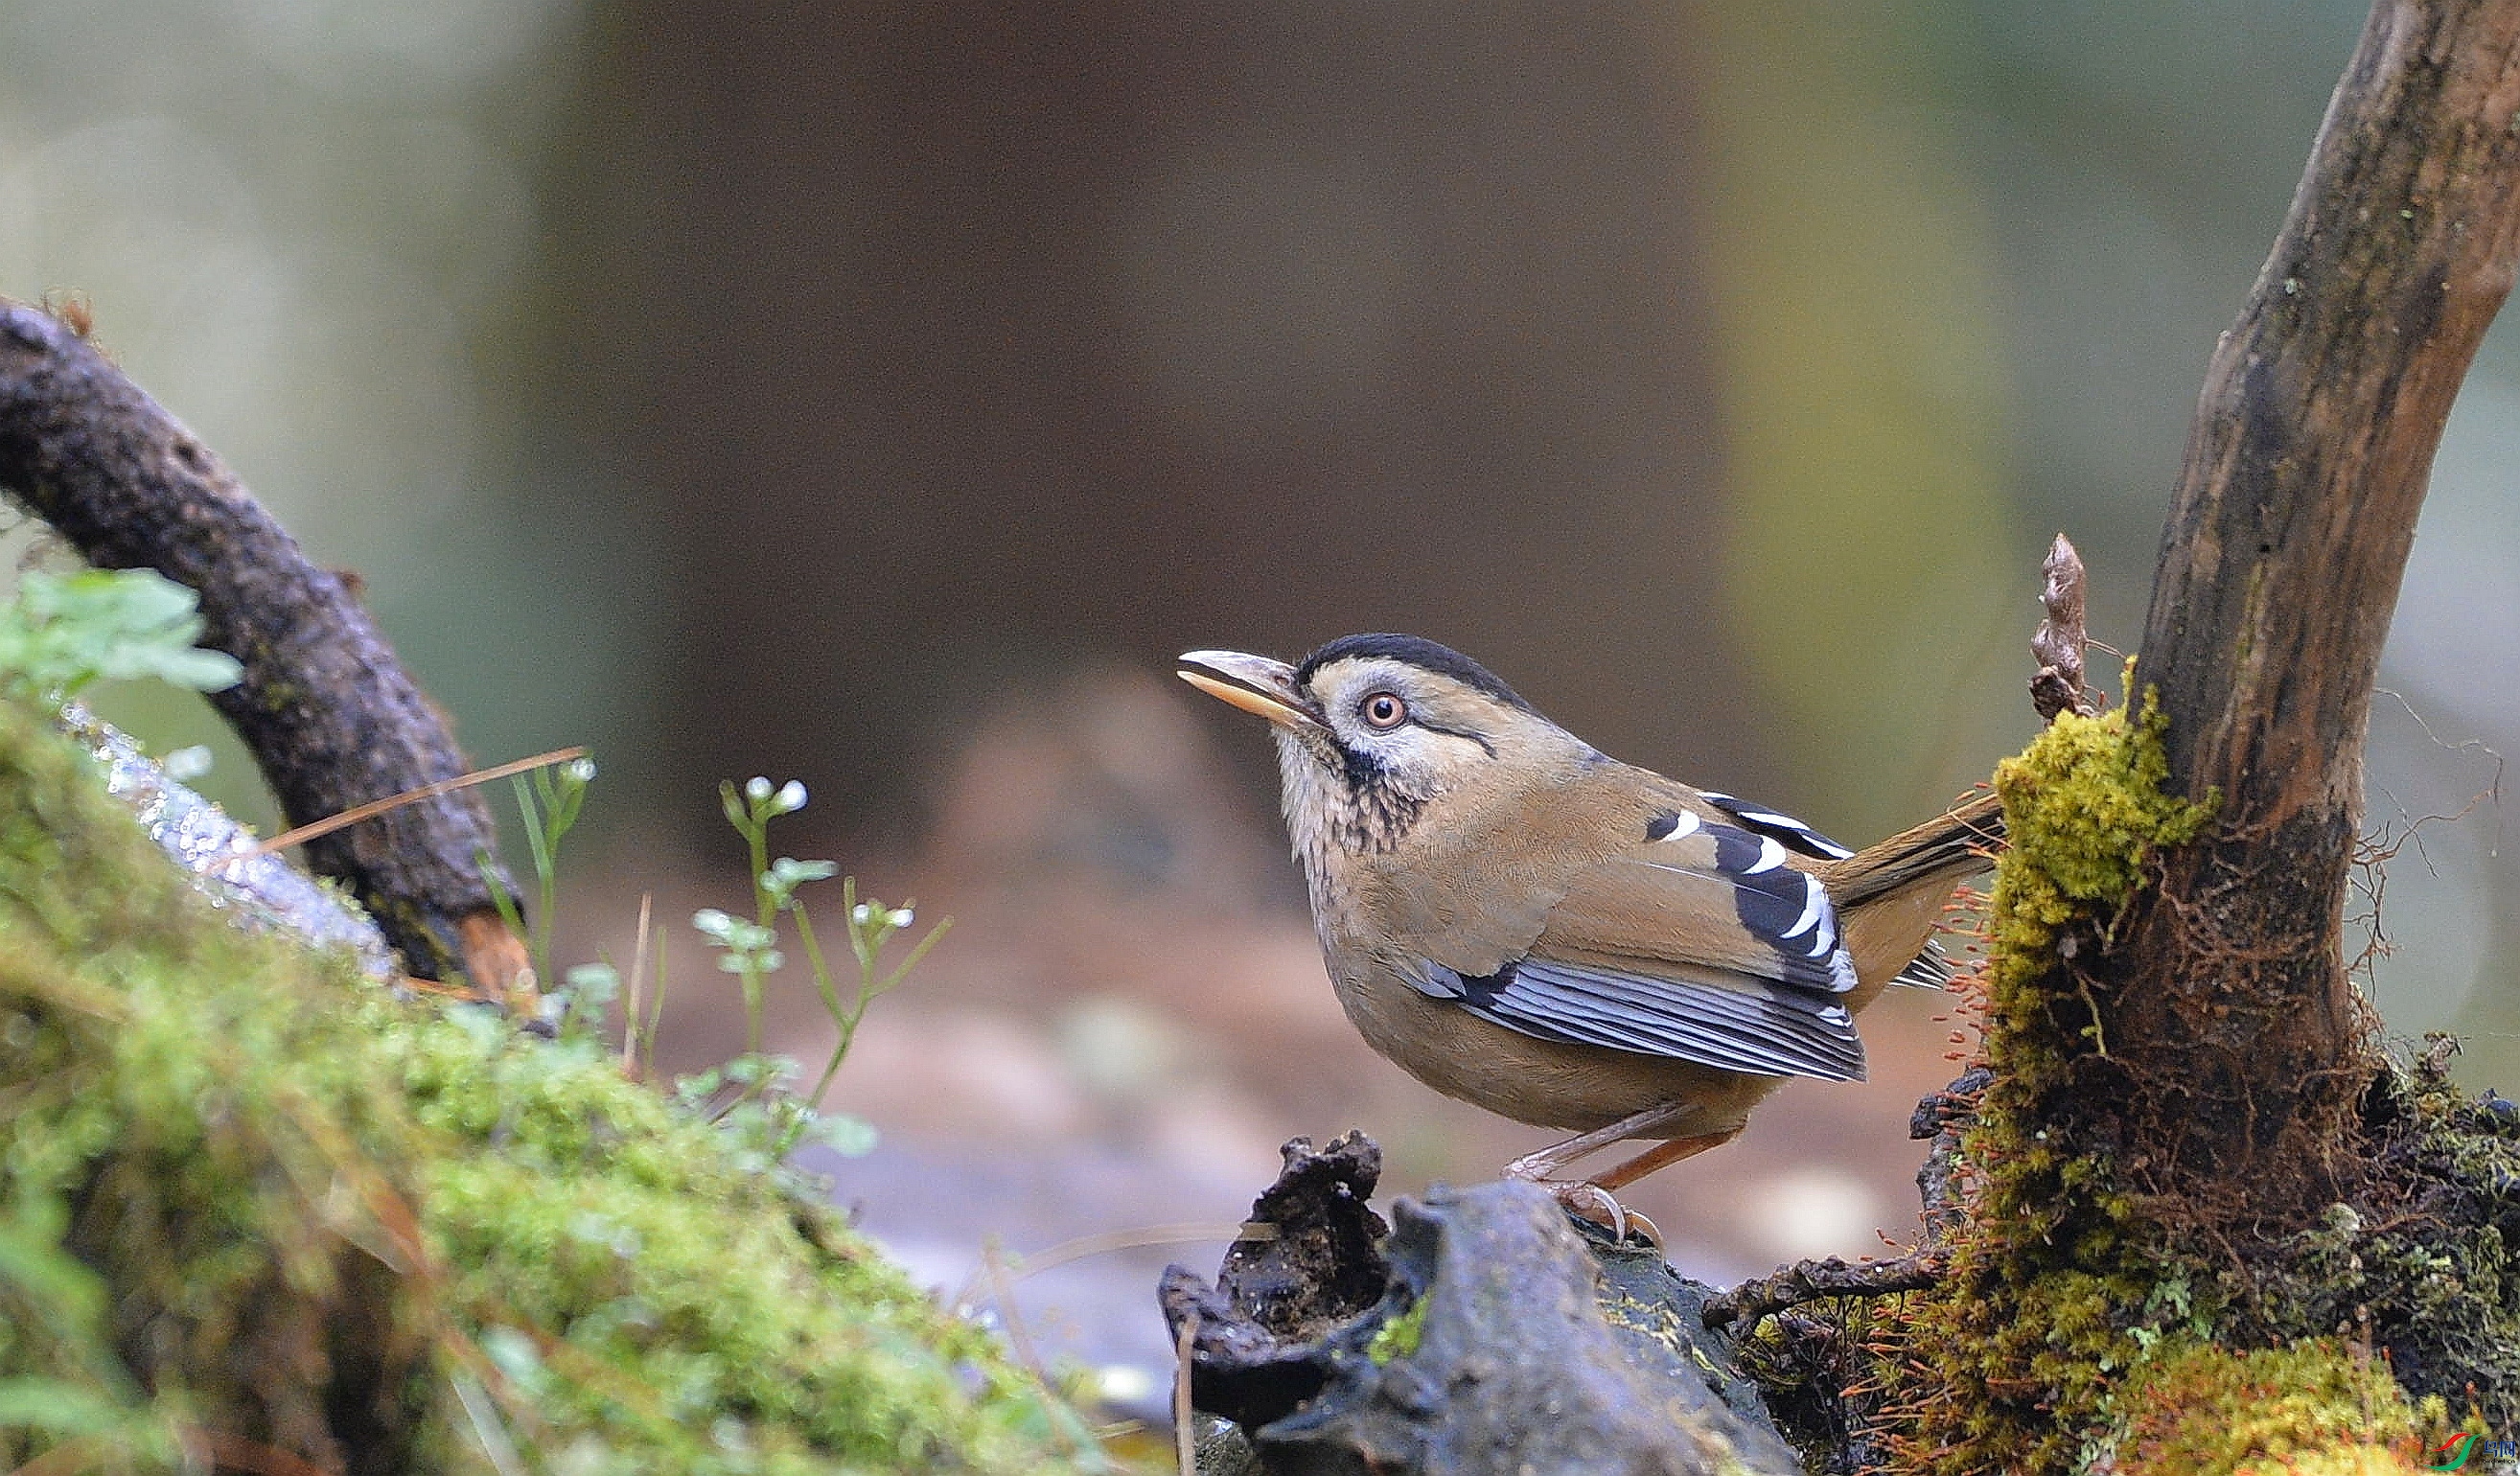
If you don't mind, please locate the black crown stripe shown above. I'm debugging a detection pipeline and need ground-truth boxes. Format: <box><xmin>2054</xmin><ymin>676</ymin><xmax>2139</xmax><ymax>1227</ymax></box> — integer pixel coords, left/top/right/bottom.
<box><xmin>1293</xmin><ymin>634</ymin><xmax>1535</xmax><ymax>712</ymax></box>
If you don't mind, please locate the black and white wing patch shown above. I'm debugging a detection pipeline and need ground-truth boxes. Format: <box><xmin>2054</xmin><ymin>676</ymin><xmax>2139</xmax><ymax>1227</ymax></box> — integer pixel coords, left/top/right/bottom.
<box><xmin>1422</xmin><ymin>957</ymin><xmax>1865</xmax><ymax>1081</ymax></box>
<box><xmin>1691</xmin><ymin>795</ymin><xmax>1954</xmax><ymax>990</ymax></box>
<box><xmin>1694</xmin><ymin>792</ymin><xmax>1854</xmax><ymax>860</ymax></box>
<box><xmin>1631</xmin><ymin>809</ymin><xmax>1856</xmax><ymax>996</ymax></box>
<box><xmin>1709</xmin><ymin>822</ymin><xmax>1856</xmax><ymax>995</ymax></box>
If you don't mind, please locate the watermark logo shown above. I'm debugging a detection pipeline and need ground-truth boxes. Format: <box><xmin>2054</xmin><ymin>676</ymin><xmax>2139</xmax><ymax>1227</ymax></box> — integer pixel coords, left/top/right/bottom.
<box><xmin>2426</xmin><ymin>1433</ymin><xmax>2520</xmax><ymax>1470</ymax></box>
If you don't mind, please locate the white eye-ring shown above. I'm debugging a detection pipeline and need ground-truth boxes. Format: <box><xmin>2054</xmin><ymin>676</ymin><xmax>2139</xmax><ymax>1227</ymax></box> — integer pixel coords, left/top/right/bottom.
<box><xmin>1360</xmin><ymin>691</ymin><xmax>1407</xmax><ymax>729</ymax></box>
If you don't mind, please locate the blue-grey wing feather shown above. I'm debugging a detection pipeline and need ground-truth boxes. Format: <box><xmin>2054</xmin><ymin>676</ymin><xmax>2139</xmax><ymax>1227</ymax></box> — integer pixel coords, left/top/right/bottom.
<box><xmin>1889</xmin><ymin>939</ymin><xmax>1954</xmax><ymax>989</ymax></box>
<box><xmin>1422</xmin><ymin>957</ymin><xmax>1867</xmax><ymax>1082</ymax></box>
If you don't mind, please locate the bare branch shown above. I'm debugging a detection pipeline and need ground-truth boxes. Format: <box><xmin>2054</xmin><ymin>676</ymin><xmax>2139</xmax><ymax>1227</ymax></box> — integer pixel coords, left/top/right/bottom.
<box><xmin>0</xmin><ymin>300</ymin><xmax>527</xmax><ymax>992</ymax></box>
<box><xmin>1704</xmin><ymin>1253</ymin><xmax>1944</xmax><ymax>1330</ymax></box>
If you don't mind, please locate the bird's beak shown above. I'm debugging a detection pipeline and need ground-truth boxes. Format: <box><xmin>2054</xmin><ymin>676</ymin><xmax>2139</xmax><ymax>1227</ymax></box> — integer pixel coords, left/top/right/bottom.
<box><xmin>1177</xmin><ymin>650</ymin><xmax>1326</xmax><ymax>732</ymax></box>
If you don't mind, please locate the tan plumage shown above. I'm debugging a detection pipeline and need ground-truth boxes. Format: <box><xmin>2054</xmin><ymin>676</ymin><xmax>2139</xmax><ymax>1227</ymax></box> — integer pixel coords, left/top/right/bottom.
<box><xmin>1181</xmin><ymin>634</ymin><xmax>2002</xmax><ymax>1230</ymax></box>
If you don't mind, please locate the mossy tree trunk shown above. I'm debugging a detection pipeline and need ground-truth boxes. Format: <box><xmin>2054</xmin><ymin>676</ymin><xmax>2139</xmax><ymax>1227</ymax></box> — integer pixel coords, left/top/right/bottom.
<box><xmin>2076</xmin><ymin>0</ymin><xmax>2520</xmax><ymax>1225</ymax></box>
<box><xmin>1863</xmin><ymin>4</ymin><xmax>2520</xmax><ymax>1467</ymax></box>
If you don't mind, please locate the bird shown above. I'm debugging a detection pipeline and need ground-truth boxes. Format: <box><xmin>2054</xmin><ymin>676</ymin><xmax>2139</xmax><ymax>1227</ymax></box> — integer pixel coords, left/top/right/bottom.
<box><xmin>1177</xmin><ymin>633</ymin><xmax>2002</xmax><ymax>1238</ymax></box>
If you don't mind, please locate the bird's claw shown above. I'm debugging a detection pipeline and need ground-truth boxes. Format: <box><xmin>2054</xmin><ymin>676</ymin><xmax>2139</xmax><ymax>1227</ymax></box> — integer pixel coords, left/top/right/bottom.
<box><xmin>1542</xmin><ymin>1180</ymin><xmax>1664</xmax><ymax>1251</ymax></box>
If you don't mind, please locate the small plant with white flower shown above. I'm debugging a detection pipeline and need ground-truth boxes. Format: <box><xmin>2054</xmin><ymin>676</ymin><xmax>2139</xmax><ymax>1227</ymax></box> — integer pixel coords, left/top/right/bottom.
<box><xmin>496</xmin><ymin>768</ymin><xmax>945</xmax><ymax>1169</ymax></box>
<box><xmin>682</xmin><ymin>776</ymin><xmax>947</xmax><ymax>1158</ymax></box>
<box><xmin>674</xmin><ymin>777</ymin><xmax>946</xmax><ymax>1161</ymax></box>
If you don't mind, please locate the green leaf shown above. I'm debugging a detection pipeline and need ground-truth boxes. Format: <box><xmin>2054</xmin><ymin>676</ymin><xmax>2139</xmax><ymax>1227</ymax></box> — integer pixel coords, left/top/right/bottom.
<box><xmin>0</xmin><ymin>567</ymin><xmax>243</xmax><ymax>698</ymax></box>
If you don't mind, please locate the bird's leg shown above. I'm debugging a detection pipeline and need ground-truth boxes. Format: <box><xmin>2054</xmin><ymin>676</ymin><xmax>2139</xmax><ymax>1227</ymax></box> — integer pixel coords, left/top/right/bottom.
<box><xmin>1590</xmin><ymin>1127</ymin><xmax>1742</xmax><ymax>1189</ymax></box>
<box><xmin>1503</xmin><ymin>1101</ymin><xmax>1712</xmax><ymax>1245</ymax></box>
<box><xmin>1503</xmin><ymin>1100</ymin><xmax>1700</xmax><ymax>1182</ymax></box>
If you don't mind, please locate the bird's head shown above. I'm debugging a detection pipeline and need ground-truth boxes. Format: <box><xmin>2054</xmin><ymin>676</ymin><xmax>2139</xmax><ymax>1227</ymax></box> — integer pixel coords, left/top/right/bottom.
<box><xmin>1180</xmin><ymin>634</ymin><xmax>1585</xmax><ymax>859</ymax></box>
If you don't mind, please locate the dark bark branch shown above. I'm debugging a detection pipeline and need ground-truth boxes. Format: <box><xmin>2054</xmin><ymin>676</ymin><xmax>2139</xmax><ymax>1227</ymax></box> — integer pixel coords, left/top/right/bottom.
<box><xmin>0</xmin><ymin>301</ymin><xmax>524</xmax><ymax>987</ymax></box>
<box><xmin>1703</xmin><ymin>1254</ymin><xmax>1943</xmax><ymax>1331</ymax></box>
<box><xmin>2114</xmin><ymin>0</ymin><xmax>2520</xmax><ymax>1198</ymax></box>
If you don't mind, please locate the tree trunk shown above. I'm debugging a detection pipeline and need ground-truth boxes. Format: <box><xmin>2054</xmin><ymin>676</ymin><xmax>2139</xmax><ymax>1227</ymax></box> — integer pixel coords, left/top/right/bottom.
<box><xmin>2104</xmin><ymin>0</ymin><xmax>2520</xmax><ymax>1212</ymax></box>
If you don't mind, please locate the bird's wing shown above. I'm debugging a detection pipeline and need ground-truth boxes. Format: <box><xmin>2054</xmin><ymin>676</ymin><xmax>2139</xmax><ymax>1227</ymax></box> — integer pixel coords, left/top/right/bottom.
<box><xmin>1410</xmin><ymin>805</ymin><xmax>1868</xmax><ymax>1081</ymax></box>
<box><xmin>1692</xmin><ymin>791</ymin><xmax>1854</xmax><ymax>861</ymax></box>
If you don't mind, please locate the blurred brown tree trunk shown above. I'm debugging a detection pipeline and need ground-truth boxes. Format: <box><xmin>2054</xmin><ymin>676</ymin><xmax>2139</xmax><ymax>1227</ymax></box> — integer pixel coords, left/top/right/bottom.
<box><xmin>542</xmin><ymin>3</ymin><xmax>1752</xmax><ymax>839</ymax></box>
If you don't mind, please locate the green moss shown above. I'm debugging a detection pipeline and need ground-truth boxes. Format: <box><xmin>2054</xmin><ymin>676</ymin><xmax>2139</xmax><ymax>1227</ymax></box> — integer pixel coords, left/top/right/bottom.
<box><xmin>1753</xmin><ymin>683</ymin><xmax>2519</xmax><ymax>1469</ymax></box>
<box><xmin>1980</xmin><ymin>686</ymin><xmax>2213</xmax><ymax>1029</ymax></box>
<box><xmin>1884</xmin><ymin>688</ymin><xmax>2217</xmax><ymax>1474</ymax></box>
<box><xmin>2100</xmin><ymin>1339</ymin><xmax>2444</xmax><ymax>1474</ymax></box>
<box><xmin>0</xmin><ymin>697</ymin><xmax>1100</xmax><ymax>1473</ymax></box>
<box><xmin>1364</xmin><ymin>1294</ymin><xmax>1426</xmax><ymax>1367</ymax></box>
<box><xmin>2243</xmin><ymin>1052</ymin><xmax>2520</xmax><ymax>1424</ymax></box>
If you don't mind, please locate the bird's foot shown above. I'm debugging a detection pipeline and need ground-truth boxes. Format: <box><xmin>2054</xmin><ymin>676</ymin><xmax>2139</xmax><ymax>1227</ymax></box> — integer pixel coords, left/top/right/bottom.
<box><xmin>1539</xmin><ymin>1179</ymin><xmax>1663</xmax><ymax>1251</ymax></box>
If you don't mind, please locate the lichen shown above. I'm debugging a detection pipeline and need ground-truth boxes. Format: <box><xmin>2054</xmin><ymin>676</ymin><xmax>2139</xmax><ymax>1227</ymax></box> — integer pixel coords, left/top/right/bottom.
<box><xmin>0</xmin><ymin>696</ymin><xmax>1101</xmax><ymax>1473</ymax></box>
<box><xmin>1365</xmin><ymin>1293</ymin><xmax>1426</xmax><ymax>1366</ymax></box>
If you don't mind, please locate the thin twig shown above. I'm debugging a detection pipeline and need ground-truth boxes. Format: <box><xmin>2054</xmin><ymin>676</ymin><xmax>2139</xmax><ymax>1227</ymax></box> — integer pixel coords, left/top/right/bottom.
<box><xmin>235</xmin><ymin>746</ymin><xmax>589</xmax><ymax>860</ymax></box>
<box><xmin>981</xmin><ymin>1239</ymin><xmax>1046</xmax><ymax>1378</ymax></box>
<box><xmin>1174</xmin><ymin>1307</ymin><xmax>1202</xmax><ymax>1476</ymax></box>
<box><xmin>951</xmin><ymin>1221</ymin><xmax>1276</xmax><ymax>1316</ymax></box>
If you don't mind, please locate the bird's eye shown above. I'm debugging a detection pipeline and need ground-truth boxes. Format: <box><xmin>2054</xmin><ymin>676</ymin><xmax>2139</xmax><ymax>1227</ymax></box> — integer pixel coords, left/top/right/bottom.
<box><xmin>1360</xmin><ymin>691</ymin><xmax>1407</xmax><ymax>729</ymax></box>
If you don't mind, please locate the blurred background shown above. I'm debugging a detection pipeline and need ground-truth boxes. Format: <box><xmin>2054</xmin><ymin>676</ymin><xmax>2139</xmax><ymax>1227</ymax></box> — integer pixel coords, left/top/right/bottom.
<box><xmin>7</xmin><ymin>0</ymin><xmax>2516</xmax><ymax>1415</ymax></box>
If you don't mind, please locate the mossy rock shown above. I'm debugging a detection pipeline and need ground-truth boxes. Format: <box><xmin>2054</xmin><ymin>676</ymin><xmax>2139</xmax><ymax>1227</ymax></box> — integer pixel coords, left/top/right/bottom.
<box><xmin>0</xmin><ymin>696</ymin><xmax>1103</xmax><ymax>1473</ymax></box>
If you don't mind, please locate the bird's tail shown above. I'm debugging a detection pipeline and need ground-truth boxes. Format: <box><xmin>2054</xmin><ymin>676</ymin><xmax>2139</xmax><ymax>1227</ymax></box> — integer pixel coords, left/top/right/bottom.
<box><xmin>1823</xmin><ymin>790</ymin><xmax>2005</xmax><ymax>910</ymax></box>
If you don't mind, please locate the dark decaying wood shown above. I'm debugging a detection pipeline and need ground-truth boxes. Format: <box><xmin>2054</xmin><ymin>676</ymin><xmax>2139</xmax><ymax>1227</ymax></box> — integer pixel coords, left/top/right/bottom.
<box><xmin>1164</xmin><ymin>1135</ymin><xmax>1800</xmax><ymax>1475</ymax></box>
<box><xmin>0</xmin><ymin>301</ymin><xmax>525</xmax><ymax>989</ymax></box>
<box><xmin>2107</xmin><ymin>0</ymin><xmax>2520</xmax><ymax>1206</ymax></box>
